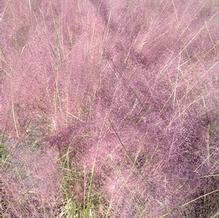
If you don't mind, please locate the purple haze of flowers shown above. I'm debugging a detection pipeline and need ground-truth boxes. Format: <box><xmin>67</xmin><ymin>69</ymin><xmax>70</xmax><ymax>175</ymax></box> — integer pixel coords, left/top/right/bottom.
<box><xmin>0</xmin><ymin>0</ymin><xmax>218</xmax><ymax>217</ymax></box>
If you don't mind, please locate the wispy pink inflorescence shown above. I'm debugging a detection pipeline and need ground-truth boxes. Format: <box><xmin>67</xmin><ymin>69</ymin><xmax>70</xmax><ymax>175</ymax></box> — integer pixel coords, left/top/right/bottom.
<box><xmin>0</xmin><ymin>0</ymin><xmax>219</xmax><ymax>217</ymax></box>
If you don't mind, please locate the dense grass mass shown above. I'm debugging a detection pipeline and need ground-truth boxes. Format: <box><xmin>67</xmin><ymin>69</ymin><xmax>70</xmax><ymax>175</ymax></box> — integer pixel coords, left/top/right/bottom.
<box><xmin>0</xmin><ymin>0</ymin><xmax>219</xmax><ymax>217</ymax></box>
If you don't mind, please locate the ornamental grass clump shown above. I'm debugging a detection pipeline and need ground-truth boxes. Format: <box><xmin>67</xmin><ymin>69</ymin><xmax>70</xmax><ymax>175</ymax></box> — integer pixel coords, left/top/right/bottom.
<box><xmin>0</xmin><ymin>0</ymin><xmax>219</xmax><ymax>217</ymax></box>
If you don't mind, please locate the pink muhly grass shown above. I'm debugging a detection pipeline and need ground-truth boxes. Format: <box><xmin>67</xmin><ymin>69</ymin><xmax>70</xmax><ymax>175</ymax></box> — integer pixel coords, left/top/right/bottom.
<box><xmin>0</xmin><ymin>0</ymin><xmax>219</xmax><ymax>217</ymax></box>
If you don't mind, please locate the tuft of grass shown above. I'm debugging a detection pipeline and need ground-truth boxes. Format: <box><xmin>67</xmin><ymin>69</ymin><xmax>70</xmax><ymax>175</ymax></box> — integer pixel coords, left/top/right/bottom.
<box><xmin>58</xmin><ymin>150</ymin><xmax>104</xmax><ymax>218</ymax></box>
